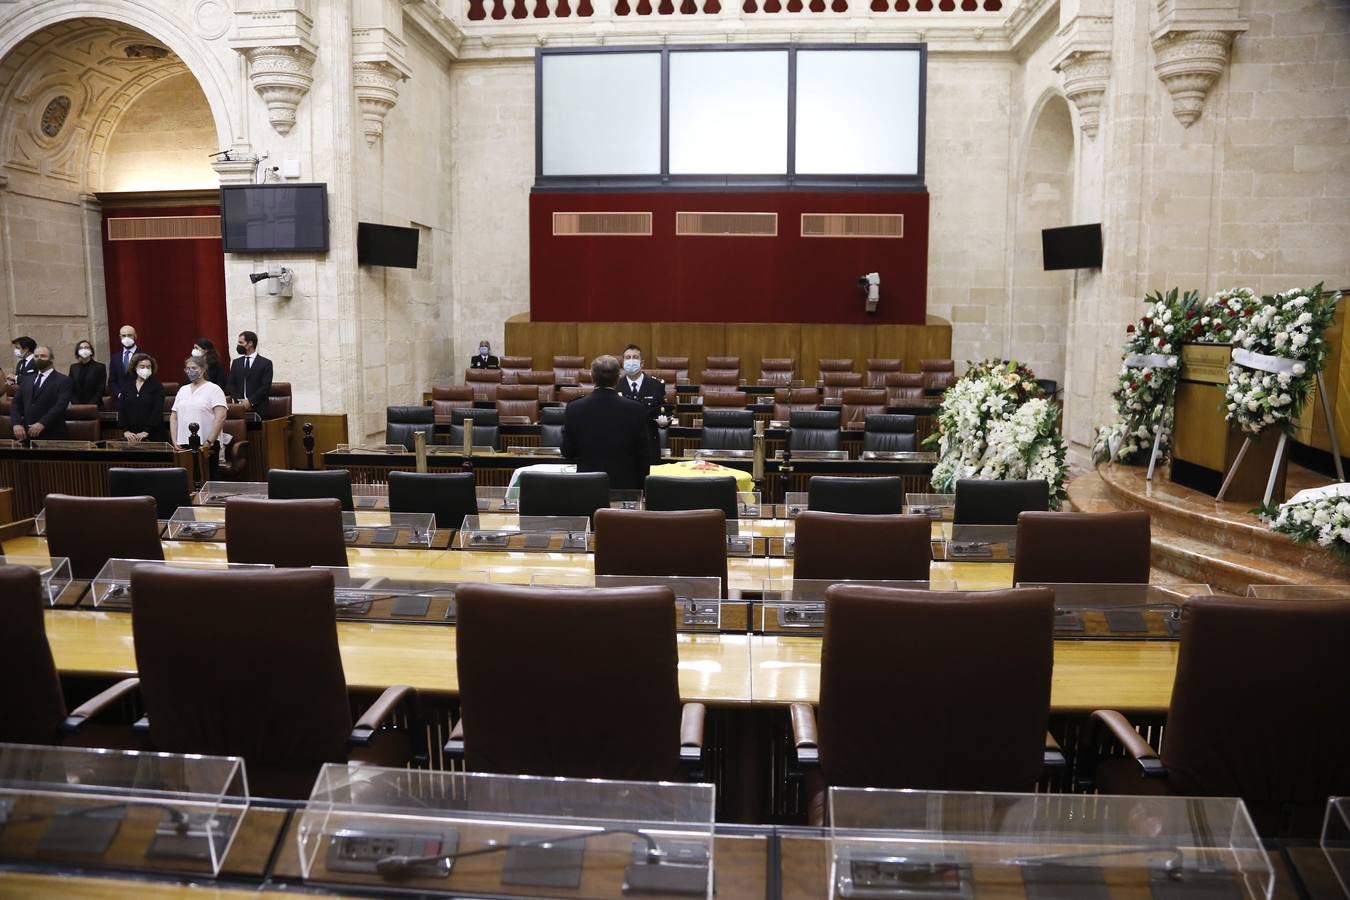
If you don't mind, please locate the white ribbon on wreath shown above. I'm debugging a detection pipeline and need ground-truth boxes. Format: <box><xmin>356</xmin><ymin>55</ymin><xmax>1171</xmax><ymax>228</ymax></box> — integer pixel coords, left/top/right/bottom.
<box><xmin>1123</xmin><ymin>353</ymin><xmax>1179</xmax><ymax>369</ymax></box>
<box><xmin>1231</xmin><ymin>347</ymin><xmax>1306</xmax><ymax>376</ymax></box>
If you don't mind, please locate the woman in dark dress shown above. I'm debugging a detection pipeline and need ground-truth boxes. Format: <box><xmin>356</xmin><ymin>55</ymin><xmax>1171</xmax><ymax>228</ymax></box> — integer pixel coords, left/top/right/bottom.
<box><xmin>67</xmin><ymin>338</ymin><xmax>107</xmax><ymax>405</ymax></box>
<box><xmin>193</xmin><ymin>338</ymin><xmax>228</xmax><ymax>392</ymax></box>
<box><xmin>117</xmin><ymin>352</ymin><xmax>167</xmax><ymax>443</ymax></box>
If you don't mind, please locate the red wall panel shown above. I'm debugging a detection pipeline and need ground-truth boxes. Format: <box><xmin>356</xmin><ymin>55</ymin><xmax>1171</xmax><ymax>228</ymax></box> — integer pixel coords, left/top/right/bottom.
<box><xmin>529</xmin><ymin>191</ymin><xmax>929</xmax><ymax>325</ymax></box>
<box><xmin>100</xmin><ymin>204</ymin><xmax>228</xmax><ymax>368</ymax></box>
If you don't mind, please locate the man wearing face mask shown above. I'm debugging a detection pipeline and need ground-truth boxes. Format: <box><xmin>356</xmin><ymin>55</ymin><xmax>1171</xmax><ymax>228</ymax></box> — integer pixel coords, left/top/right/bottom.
<box><xmin>226</xmin><ymin>331</ymin><xmax>273</xmax><ymax>417</ymax></box>
<box><xmin>469</xmin><ymin>340</ymin><xmax>499</xmax><ymax>370</ymax></box>
<box><xmin>620</xmin><ymin>344</ymin><xmax>667</xmax><ymax>463</ymax></box>
<box><xmin>7</xmin><ymin>336</ymin><xmax>37</xmax><ymax>386</ymax></box>
<box><xmin>11</xmin><ymin>346</ymin><xmax>72</xmax><ymax>442</ymax></box>
<box><xmin>107</xmin><ymin>325</ymin><xmax>145</xmax><ymax>399</ymax></box>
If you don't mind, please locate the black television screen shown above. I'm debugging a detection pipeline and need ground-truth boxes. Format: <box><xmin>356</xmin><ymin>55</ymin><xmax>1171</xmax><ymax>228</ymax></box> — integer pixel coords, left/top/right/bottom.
<box><xmin>1042</xmin><ymin>223</ymin><xmax>1102</xmax><ymax>270</ymax></box>
<box><xmin>220</xmin><ymin>183</ymin><xmax>329</xmax><ymax>253</ymax></box>
<box><xmin>358</xmin><ymin>222</ymin><xmax>419</xmax><ymax>269</ymax></box>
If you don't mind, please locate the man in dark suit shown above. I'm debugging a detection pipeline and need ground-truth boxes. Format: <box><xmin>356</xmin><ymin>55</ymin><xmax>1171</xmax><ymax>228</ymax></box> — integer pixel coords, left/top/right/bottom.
<box><xmin>226</xmin><ymin>330</ymin><xmax>273</xmax><ymax>417</ymax></box>
<box><xmin>470</xmin><ymin>340</ymin><xmax>499</xmax><ymax>370</ymax></box>
<box><xmin>7</xmin><ymin>335</ymin><xmax>36</xmax><ymax>386</ymax></box>
<box><xmin>620</xmin><ymin>343</ymin><xmax>669</xmax><ymax>463</ymax></box>
<box><xmin>107</xmin><ymin>324</ymin><xmax>144</xmax><ymax>399</ymax></box>
<box><xmin>562</xmin><ymin>355</ymin><xmax>651</xmax><ymax>490</ymax></box>
<box><xmin>11</xmin><ymin>346</ymin><xmax>72</xmax><ymax>441</ymax></box>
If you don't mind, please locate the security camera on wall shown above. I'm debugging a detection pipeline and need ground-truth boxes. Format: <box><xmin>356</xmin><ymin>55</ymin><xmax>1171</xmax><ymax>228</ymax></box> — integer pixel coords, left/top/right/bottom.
<box><xmin>858</xmin><ymin>272</ymin><xmax>881</xmax><ymax>314</ymax></box>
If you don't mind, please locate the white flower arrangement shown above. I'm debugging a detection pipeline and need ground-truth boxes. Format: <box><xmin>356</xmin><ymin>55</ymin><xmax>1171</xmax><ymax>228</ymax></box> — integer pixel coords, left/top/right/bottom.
<box><xmin>1225</xmin><ymin>283</ymin><xmax>1340</xmax><ymax>436</ymax></box>
<box><xmin>929</xmin><ymin>360</ymin><xmax>1067</xmax><ymax>508</ymax></box>
<box><xmin>1268</xmin><ymin>486</ymin><xmax>1350</xmax><ymax>563</ymax></box>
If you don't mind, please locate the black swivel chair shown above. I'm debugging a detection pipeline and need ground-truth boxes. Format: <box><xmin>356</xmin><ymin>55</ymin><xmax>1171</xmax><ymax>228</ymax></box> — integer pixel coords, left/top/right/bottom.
<box><xmin>807</xmin><ymin>476</ymin><xmax>904</xmax><ymax>515</ymax></box>
<box><xmin>953</xmin><ymin>478</ymin><xmax>1049</xmax><ymax>525</ymax></box>
<box><xmin>108</xmin><ymin>467</ymin><xmax>192</xmax><ymax>520</ymax></box>
<box><xmin>644</xmin><ymin>475</ymin><xmax>738</xmax><ymax>520</ymax></box>
<box><xmin>539</xmin><ymin>406</ymin><xmax>565</xmax><ymax>448</ymax></box>
<box><xmin>701</xmin><ymin>409</ymin><xmax>753</xmax><ymax>451</ymax></box>
<box><xmin>450</xmin><ymin>408</ymin><xmax>499</xmax><ymax>451</ymax></box>
<box><xmin>268</xmin><ymin>468</ymin><xmax>356</xmax><ymax>512</ymax></box>
<box><xmin>788</xmin><ymin>410</ymin><xmax>841</xmax><ymax>452</ymax></box>
<box><xmin>387</xmin><ymin>471</ymin><xmax>478</xmax><ymax>530</ymax></box>
<box><xmin>862</xmin><ymin>415</ymin><xmax>918</xmax><ymax>453</ymax></box>
<box><xmin>385</xmin><ymin>405</ymin><xmax>434</xmax><ymax>451</ymax></box>
<box><xmin>517</xmin><ymin>471</ymin><xmax>611</xmax><ymax>519</ymax></box>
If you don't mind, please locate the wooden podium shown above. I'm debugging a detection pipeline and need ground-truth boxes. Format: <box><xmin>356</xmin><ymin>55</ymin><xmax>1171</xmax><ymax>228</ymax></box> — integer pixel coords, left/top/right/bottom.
<box><xmin>1171</xmin><ymin>343</ymin><xmax>1287</xmax><ymax>502</ymax></box>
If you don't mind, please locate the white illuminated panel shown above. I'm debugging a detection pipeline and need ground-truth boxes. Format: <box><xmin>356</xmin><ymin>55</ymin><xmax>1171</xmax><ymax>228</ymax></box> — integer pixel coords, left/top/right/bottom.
<box><xmin>794</xmin><ymin>49</ymin><xmax>922</xmax><ymax>176</ymax></box>
<box><xmin>541</xmin><ymin>53</ymin><xmax>661</xmax><ymax>176</ymax></box>
<box><xmin>669</xmin><ymin>51</ymin><xmax>789</xmax><ymax>175</ymax></box>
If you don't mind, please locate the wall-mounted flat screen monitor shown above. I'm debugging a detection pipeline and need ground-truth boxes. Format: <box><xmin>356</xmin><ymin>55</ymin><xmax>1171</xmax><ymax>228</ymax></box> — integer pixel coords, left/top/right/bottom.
<box><xmin>1042</xmin><ymin>223</ymin><xmax>1102</xmax><ymax>270</ymax></box>
<box><xmin>357</xmin><ymin>222</ymin><xmax>419</xmax><ymax>269</ymax></box>
<box><xmin>220</xmin><ymin>183</ymin><xmax>329</xmax><ymax>253</ymax></box>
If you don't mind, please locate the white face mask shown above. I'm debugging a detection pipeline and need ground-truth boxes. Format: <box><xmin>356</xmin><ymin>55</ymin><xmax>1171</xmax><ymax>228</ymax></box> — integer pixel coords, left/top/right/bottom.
<box><xmin>120</xmin><ymin>336</ymin><xmax>135</xmax><ymax>348</ymax></box>
<box><xmin>623</xmin><ymin>359</ymin><xmax>641</xmax><ymax>376</ymax></box>
<box><xmin>136</xmin><ymin>367</ymin><xmax>153</xmax><ymax>379</ymax></box>
<box><xmin>190</xmin><ymin>348</ymin><xmax>204</xmax><ymax>358</ymax></box>
<box><xmin>78</xmin><ymin>347</ymin><xmax>93</xmax><ymax>359</ymax></box>
<box><xmin>12</xmin><ymin>348</ymin><xmax>21</xmax><ymax>359</ymax></box>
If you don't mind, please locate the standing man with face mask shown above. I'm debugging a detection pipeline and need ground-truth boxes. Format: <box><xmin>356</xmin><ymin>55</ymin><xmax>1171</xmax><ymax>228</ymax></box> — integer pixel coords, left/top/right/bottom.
<box><xmin>107</xmin><ymin>325</ymin><xmax>145</xmax><ymax>399</ymax></box>
<box><xmin>470</xmin><ymin>340</ymin><xmax>499</xmax><ymax>369</ymax></box>
<box><xmin>620</xmin><ymin>344</ymin><xmax>667</xmax><ymax>463</ymax></box>
<box><xmin>11</xmin><ymin>346</ymin><xmax>72</xmax><ymax>442</ymax></box>
<box><xmin>226</xmin><ymin>331</ymin><xmax>273</xmax><ymax>417</ymax></box>
<box><xmin>7</xmin><ymin>336</ymin><xmax>37</xmax><ymax>386</ymax></box>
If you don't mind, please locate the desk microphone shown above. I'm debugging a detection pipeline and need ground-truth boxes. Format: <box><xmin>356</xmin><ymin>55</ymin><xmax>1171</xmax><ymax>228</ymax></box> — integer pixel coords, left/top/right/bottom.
<box><xmin>1003</xmin><ymin>844</ymin><xmax>1187</xmax><ymax>879</ymax></box>
<box><xmin>374</xmin><ymin>826</ymin><xmax>663</xmax><ymax>878</ymax></box>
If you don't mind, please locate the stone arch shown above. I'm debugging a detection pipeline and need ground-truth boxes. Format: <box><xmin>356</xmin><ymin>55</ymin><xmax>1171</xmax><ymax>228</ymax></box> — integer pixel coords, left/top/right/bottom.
<box><xmin>1007</xmin><ymin>90</ymin><xmax>1076</xmax><ymax>386</ymax></box>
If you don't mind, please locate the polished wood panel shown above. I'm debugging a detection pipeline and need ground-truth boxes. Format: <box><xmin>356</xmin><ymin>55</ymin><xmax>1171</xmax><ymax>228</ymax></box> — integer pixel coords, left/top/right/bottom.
<box><xmin>0</xmin><ymin>447</ymin><xmax>206</xmax><ymax>519</ymax></box>
<box><xmin>0</xmin><ymin>875</ymin><xmax>292</xmax><ymax>898</ymax></box>
<box><xmin>286</xmin><ymin>414</ymin><xmax>347</xmax><ymax>469</ymax></box>
<box><xmin>735</xmin><ymin>323</ymin><xmax>803</xmax><ymax>384</ymax></box>
<box><xmin>0</xmin><ymin>486</ymin><xmax>12</xmax><ymax>524</ymax></box>
<box><xmin>650</xmin><ymin>323</ymin><xmax>729</xmax><ymax>376</ymax></box>
<box><xmin>873</xmin><ymin>320</ymin><xmax>954</xmax><ymax>373</ymax></box>
<box><xmin>504</xmin><ymin>317</ymin><xmax>578</xmax><ymax>367</ymax></box>
<box><xmin>577</xmin><ymin>322</ymin><xmax>651</xmax><ymax>366</ymax></box>
<box><xmin>797</xmin><ymin>324</ymin><xmax>876</xmax><ymax>383</ymax></box>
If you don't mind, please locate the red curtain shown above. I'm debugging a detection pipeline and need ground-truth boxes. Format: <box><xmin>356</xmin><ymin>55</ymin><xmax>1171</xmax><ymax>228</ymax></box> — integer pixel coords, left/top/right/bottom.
<box><xmin>100</xmin><ymin>204</ymin><xmax>228</xmax><ymax>369</ymax></box>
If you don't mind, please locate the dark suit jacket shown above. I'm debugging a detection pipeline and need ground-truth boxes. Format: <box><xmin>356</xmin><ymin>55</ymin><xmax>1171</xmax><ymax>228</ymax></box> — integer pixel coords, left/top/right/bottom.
<box><xmin>470</xmin><ymin>354</ymin><xmax>500</xmax><ymax>369</ymax></box>
<box><xmin>108</xmin><ymin>346</ymin><xmax>144</xmax><ymax>398</ymax></box>
<box><xmin>561</xmin><ymin>388</ymin><xmax>651</xmax><ymax>490</ymax></box>
<box><xmin>620</xmin><ymin>373</ymin><xmax>667</xmax><ymax>462</ymax></box>
<box><xmin>12</xmin><ymin>369</ymin><xmax>72</xmax><ymax>438</ymax></box>
<box><xmin>227</xmin><ymin>355</ymin><xmax>273</xmax><ymax>417</ymax></box>
<box><xmin>68</xmin><ymin>361</ymin><xmax>107</xmax><ymax>405</ymax></box>
<box><xmin>117</xmin><ymin>378</ymin><xmax>168</xmax><ymax>442</ymax></box>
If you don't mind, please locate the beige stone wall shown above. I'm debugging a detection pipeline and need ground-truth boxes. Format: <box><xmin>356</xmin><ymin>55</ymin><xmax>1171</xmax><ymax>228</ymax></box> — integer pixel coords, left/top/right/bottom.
<box><xmin>101</xmin><ymin>72</ymin><xmax>217</xmax><ymax>192</ymax></box>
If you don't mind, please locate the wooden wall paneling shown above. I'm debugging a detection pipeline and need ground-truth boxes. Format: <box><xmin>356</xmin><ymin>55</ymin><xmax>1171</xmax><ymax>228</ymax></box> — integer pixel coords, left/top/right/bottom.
<box><xmin>287</xmin><ymin>414</ymin><xmax>349</xmax><ymax>468</ymax></box>
<box><xmin>577</xmin><ymin>323</ymin><xmax>651</xmax><ymax>367</ymax></box>
<box><xmin>735</xmin><ymin>324</ymin><xmax>802</xmax><ymax>385</ymax></box>
<box><xmin>651</xmin><ymin>323</ymin><xmax>726</xmax><ymax>378</ymax></box>
<box><xmin>505</xmin><ymin>315</ymin><xmax>577</xmax><ymax>367</ymax></box>
<box><xmin>798</xmin><ymin>325</ymin><xmax>876</xmax><ymax>383</ymax></box>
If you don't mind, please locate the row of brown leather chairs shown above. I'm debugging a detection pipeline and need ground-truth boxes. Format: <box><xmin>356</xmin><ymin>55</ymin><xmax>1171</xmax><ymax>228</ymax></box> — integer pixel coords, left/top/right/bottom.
<box><xmin>488</xmin><ymin>355</ymin><xmax>954</xmax><ymax>386</ymax></box>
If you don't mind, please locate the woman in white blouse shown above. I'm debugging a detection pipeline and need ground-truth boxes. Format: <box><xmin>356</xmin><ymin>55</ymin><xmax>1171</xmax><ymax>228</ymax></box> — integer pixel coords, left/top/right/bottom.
<box><xmin>169</xmin><ymin>355</ymin><xmax>227</xmax><ymax>448</ymax></box>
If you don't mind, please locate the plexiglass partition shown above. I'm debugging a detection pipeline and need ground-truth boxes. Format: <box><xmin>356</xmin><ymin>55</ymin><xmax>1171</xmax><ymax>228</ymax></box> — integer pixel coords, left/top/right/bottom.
<box><xmin>904</xmin><ymin>493</ymin><xmax>955</xmax><ymax>521</ymax></box>
<box><xmin>166</xmin><ymin>505</ymin><xmax>226</xmax><ymax>541</ymax></box>
<box><xmin>784</xmin><ymin>492</ymin><xmax>809</xmax><ymax>518</ymax></box>
<box><xmin>0</xmin><ymin>742</ymin><xmax>249</xmax><ymax>877</ymax></box>
<box><xmin>321</xmin><ymin>566</ymin><xmax>489</xmax><ymax>623</ymax></box>
<box><xmin>934</xmin><ymin>523</ymin><xmax>1019</xmax><ymax>561</ymax></box>
<box><xmin>334</xmin><ymin>443</ymin><xmax>408</xmax><ymax>454</ymax></box>
<box><xmin>776</xmin><ymin>450</ymin><xmax>849</xmax><ymax>461</ymax></box>
<box><xmin>1247</xmin><ymin>584</ymin><xmax>1350</xmax><ymax>600</ymax></box>
<box><xmin>457</xmin><ymin>515</ymin><xmax>591</xmax><ymax>552</ymax></box>
<box><xmin>477</xmin><ymin>485</ymin><xmax>522</xmax><ymax>512</ymax></box>
<box><xmin>104</xmin><ymin>441</ymin><xmax>178</xmax><ymax>453</ymax></box>
<box><xmin>509</xmin><ymin>446</ymin><xmax>563</xmax><ymax>457</ymax></box>
<box><xmin>297</xmin><ymin>766</ymin><xmax>715</xmax><ymax>898</ymax></box>
<box><xmin>0</xmin><ymin>555</ymin><xmax>73</xmax><ymax>605</ymax></box>
<box><xmin>30</xmin><ymin>440</ymin><xmax>99</xmax><ymax>450</ymax></box>
<box><xmin>91</xmin><ymin>559</ymin><xmax>273</xmax><ymax>609</ymax></box>
<box><xmin>828</xmin><ymin>789</ymin><xmax>1273</xmax><ymax>900</ymax></box>
<box><xmin>1016</xmin><ymin>583</ymin><xmax>1213</xmax><ymax>640</ymax></box>
<box><xmin>692</xmin><ymin>448</ymin><xmax>754</xmax><ymax>461</ymax></box>
<box><xmin>194</xmin><ymin>481</ymin><xmax>267</xmax><ymax>506</ymax></box>
<box><xmin>860</xmin><ymin>450</ymin><xmax>939</xmax><ymax>463</ymax></box>
<box><xmin>1324</xmin><ymin>796</ymin><xmax>1350</xmax><ymax>897</ymax></box>
<box><xmin>758</xmin><ymin>579</ymin><xmax>956</xmax><ymax>634</ymax></box>
<box><xmin>528</xmin><ymin>574</ymin><xmax>725</xmax><ymax>632</ymax></box>
<box><xmin>342</xmin><ymin>511</ymin><xmax>438</xmax><ymax>548</ymax></box>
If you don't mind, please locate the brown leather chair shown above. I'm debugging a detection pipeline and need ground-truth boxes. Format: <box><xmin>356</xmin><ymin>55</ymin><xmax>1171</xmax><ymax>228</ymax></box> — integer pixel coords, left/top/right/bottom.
<box><xmin>792</xmin><ymin>585</ymin><xmax>1055</xmax><ymax>823</ymax></box>
<box><xmin>792</xmin><ymin>511</ymin><xmax>931</xmax><ymax>581</ymax></box>
<box><xmin>821</xmin><ymin>372</ymin><xmax>863</xmax><ymax>404</ymax></box>
<box><xmin>44</xmin><ymin>494</ymin><xmax>164</xmax><ymax>578</ymax></box>
<box><xmin>494</xmin><ymin>383</ymin><xmax>540</xmax><ymax>423</ymax></box>
<box><xmin>817</xmin><ymin>358</ymin><xmax>855</xmax><ymax>375</ymax></box>
<box><xmin>655</xmin><ymin>357</ymin><xmax>689</xmax><ymax>382</ymax></box>
<box><xmin>839</xmin><ymin>388</ymin><xmax>887</xmax><ymax>429</ymax></box>
<box><xmin>498</xmin><ymin>356</ymin><xmax>533</xmax><ymax>384</ymax></box>
<box><xmin>130</xmin><ymin>566</ymin><xmax>411</xmax><ymax>799</ymax></box>
<box><xmin>219</xmin><ymin>405</ymin><xmax>252</xmax><ymax>476</ymax></box>
<box><xmin>774</xmin><ymin>387</ymin><xmax>820</xmax><ymax>421</ymax></box>
<box><xmin>432</xmin><ymin>384</ymin><xmax>475</xmax><ymax>418</ymax></box>
<box><xmin>594</xmin><ymin>508</ymin><xmax>728</xmax><ymax>588</ymax></box>
<box><xmin>865</xmin><ymin>358</ymin><xmax>902</xmax><ymax>388</ymax></box>
<box><xmin>704</xmin><ymin>356</ymin><xmax>740</xmax><ymax>374</ymax></box>
<box><xmin>61</xmin><ymin>403</ymin><xmax>101</xmax><ymax>442</ymax></box>
<box><xmin>552</xmin><ymin>355</ymin><xmax>584</xmax><ymax>385</ymax></box>
<box><xmin>269</xmin><ymin>382</ymin><xmax>293</xmax><ymax>418</ymax></box>
<box><xmin>1012</xmin><ymin>510</ymin><xmax>1151</xmax><ymax>584</ymax></box>
<box><xmin>0</xmin><ymin>565</ymin><xmax>140</xmax><ymax>746</ymax></box>
<box><xmin>558</xmin><ymin>385</ymin><xmax>595</xmax><ymax>403</ymax></box>
<box><xmin>701</xmin><ymin>389</ymin><xmax>748</xmax><ymax>409</ymax></box>
<box><xmin>451</xmin><ymin>583</ymin><xmax>704</xmax><ymax>781</ymax></box>
<box><xmin>758</xmin><ymin>358</ymin><xmax>795</xmax><ymax>385</ymax></box>
<box><xmin>699</xmin><ymin>370</ymin><xmax>741</xmax><ymax>393</ymax></box>
<box><xmin>577</xmin><ymin>368</ymin><xmax>593</xmax><ymax>384</ymax></box>
<box><xmin>1091</xmin><ymin>596</ymin><xmax>1350</xmax><ymax>837</ymax></box>
<box><xmin>885</xmin><ymin>371</ymin><xmax>926</xmax><ymax>404</ymax></box>
<box><xmin>516</xmin><ymin>370</ymin><xmax>556</xmax><ymax>403</ymax></box>
<box><xmin>920</xmin><ymin>360</ymin><xmax>957</xmax><ymax>394</ymax></box>
<box><xmin>160</xmin><ymin>383</ymin><xmax>180</xmax><ymax>416</ymax></box>
<box><xmin>225</xmin><ymin>496</ymin><xmax>348</xmax><ymax>568</ymax></box>
<box><xmin>920</xmin><ymin>358</ymin><xmax>955</xmax><ymax>374</ymax></box>
<box><xmin>465</xmin><ymin>367</ymin><xmax>502</xmax><ymax>402</ymax></box>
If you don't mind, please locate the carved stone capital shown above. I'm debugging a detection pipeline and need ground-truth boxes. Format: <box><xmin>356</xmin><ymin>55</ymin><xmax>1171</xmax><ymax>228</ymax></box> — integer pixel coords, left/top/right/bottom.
<box><xmin>353</xmin><ymin>60</ymin><xmax>404</xmax><ymax>145</ymax></box>
<box><xmin>242</xmin><ymin>45</ymin><xmax>316</xmax><ymax>136</ymax></box>
<box><xmin>1151</xmin><ymin>29</ymin><xmax>1239</xmax><ymax>126</ymax></box>
<box><xmin>212</xmin><ymin>153</ymin><xmax>260</xmax><ymax>184</ymax></box>
<box><xmin>1054</xmin><ymin>50</ymin><xmax>1111</xmax><ymax>138</ymax></box>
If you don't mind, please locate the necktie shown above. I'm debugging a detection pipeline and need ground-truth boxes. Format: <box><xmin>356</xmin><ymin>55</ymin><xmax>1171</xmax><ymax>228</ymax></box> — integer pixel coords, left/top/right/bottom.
<box><xmin>246</xmin><ymin>357</ymin><xmax>251</xmax><ymax>372</ymax></box>
<box><xmin>34</xmin><ymin>373</ymin><xmax>45</xmax><ymax>395</ymax></box>
<box><xmin>630</xmin><ymin>380</ymin><xmax>638</xmax><ymax>396</ymax></box>
<box><xmin>123</xmin><ymin>349</ymin><xmax>130</xmax><ymax>367</ymax></box>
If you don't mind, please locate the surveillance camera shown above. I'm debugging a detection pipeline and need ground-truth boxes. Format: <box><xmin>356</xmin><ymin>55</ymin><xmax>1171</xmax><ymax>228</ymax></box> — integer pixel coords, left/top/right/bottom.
<box><xmin>859</xmin><ymin>272</ymin><xmax>881</xmax><ymax>314</ymax></box>
<box><xmin>248</xmin><ymin>272</ymin><xmax>270</xmax><ymax>284</ymax></box>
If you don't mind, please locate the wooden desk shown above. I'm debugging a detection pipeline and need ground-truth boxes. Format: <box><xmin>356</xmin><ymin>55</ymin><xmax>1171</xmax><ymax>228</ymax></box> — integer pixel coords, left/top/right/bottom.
<box><xmin>0</xmin><ymin>445</ymin><xmax>208</xmax><ymax>519</ymax></box>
